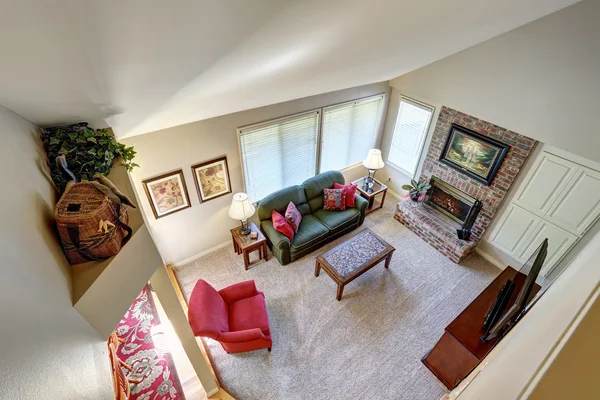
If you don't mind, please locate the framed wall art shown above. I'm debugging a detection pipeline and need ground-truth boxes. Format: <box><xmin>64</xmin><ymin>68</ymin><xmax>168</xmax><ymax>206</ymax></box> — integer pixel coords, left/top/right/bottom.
<box><xmin>192</xmin><ymin>156</ymin><xmax>232</xmax><ymax>202</ymax></box>
<box><xmin>439</xmin><ymin>124</ymin><xmax>509</xmax><ymax>185</ymax></box>
<box><xmin>142</xmin><ymin>170</ymin><xmax>191</xmax><ymax>219</ymax></box>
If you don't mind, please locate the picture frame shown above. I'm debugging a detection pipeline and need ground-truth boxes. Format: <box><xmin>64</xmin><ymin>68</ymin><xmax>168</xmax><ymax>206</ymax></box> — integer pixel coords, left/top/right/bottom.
<box><xmin>439</xmin><ymin>124</ymin><xmax>509</xmax><ymax>185</ymax></box>
<box><xmin>142</xmin><ymin>170</ymin><xmax>191</xmax><ymax>219</ymax></box>
<box><xmin>191</xmin><ymin>156</ymin><xmax>232</xmax><ymax>203</ymax></box>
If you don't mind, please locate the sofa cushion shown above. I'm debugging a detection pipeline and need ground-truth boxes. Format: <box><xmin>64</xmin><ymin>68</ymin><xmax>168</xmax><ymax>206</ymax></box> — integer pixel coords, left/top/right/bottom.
<box><xmin>334</xmin><ymin>182</ymin><xmax>358</xmax><ymax>208</ymax></box>
<box><xmin>229</xmin><ymin>294</ymin><xmax>270</xmax><ymax>336</ymax></box>
<box><xmin>285</xmin><ymin>201</ymin><xmax>302</xmax><ymax>233</ymax></box>
<box><xmin>257</xmin><ymin>185</ymin><xmax>309</xmax><ymax>221</ymax></box>
<box><xmin>323</xmin><ymin>188</ymin><xmax>347</xmax><ymax>211</ymax></box>
<box><xmin>302</xmin><ymin>171</ymin><xmax>345</xmax><ymax>212</ymax></box>
<box><xmin>313</xmin><ymin>207</ymin><xmax>360</xmax><ymax>231</ymax></box>
<box><xmin>272</xmin><ymin>210</ymin><xmax>294</xmax><ymax>242</ymax></box>
<box><xmin>290</xmin><ymin>214</ymin><xmax>329</xmax><ymax>252</ymax></box>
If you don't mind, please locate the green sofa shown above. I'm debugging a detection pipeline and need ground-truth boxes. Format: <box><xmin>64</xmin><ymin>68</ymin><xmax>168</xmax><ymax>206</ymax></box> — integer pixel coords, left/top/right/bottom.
<box><xmin>258</xmin><ymin>171</ymin><xmax>368</xmax><ymax>265</ymax></box>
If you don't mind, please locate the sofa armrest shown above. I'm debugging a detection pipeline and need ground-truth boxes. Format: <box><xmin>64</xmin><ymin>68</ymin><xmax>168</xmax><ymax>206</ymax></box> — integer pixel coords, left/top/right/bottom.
<box><xmin>355</xmin><ymin>194</ymin><xmax>368</xmax><ymax>225</ymax></box>
<box><xmin>218</xmin><ymin>280</ymin><xmax>258</xmax><ymax>304</ymax></box>
<box><xmin>261</xmin><ymin>220</ymin><xmax>291</xmax><ymax>251</ymax></box>
<box><xmin>218</xmin><ymin>328</ymin><xmax>264</xmax><ymax>343</ymax></box>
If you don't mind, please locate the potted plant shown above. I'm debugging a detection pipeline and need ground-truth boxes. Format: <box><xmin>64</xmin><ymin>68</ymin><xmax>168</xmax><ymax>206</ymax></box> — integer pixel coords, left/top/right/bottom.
<box><xmin>402</xmin><ymin>179</ymin><xmax>431</xmax><ymax>202</ymax></box>
<box><xmin>41</xmin><ymin>123</ymin><xmax>138</xmax><ymax>192</ymax></box>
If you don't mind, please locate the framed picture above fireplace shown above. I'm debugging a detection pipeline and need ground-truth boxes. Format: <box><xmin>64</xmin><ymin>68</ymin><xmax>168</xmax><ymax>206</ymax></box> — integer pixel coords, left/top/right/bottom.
<box><xmin>439</xmin><ymin>124</ymin><xmax>509</xmax><ymax>185</ymax></box>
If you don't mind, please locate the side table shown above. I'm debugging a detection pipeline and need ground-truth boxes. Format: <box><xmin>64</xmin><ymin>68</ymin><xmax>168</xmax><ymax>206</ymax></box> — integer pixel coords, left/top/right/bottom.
<box><xmin>352</xmin><ymin>176</ymin><xmax>388</xmax><ymax>214</ymax></box>
<box><xmin>230</xmin><ymin>221</ymin><xmax>268</xmax><ymax>270</ymax></box>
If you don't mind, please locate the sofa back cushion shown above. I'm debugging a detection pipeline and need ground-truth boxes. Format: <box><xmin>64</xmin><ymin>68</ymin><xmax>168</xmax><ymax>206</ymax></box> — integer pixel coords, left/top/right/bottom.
<box><xmin>303</xmin><ymin>171</ymin><xmax>345</xmax><ymax>212</ymax></box>
<box><xmin>188</xmin><ymin>280</ymin><xmax>229</xmax><ymax>339</ymax></box>
<box><xmin>257</xmin><ymin>185</ymin><xmax>309</xmax><ymax>221</ymax></box>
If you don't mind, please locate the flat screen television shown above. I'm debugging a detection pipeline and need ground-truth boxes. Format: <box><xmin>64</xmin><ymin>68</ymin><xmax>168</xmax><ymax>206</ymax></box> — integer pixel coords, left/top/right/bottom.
<box><xmin>482</xmin><ymin>238</ymin><xmax>548</xmax><ymax>342</ymax></box>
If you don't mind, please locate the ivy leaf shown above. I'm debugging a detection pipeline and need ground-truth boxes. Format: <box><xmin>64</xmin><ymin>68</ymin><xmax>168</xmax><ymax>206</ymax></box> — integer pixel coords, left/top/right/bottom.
<box><xmin>87</xmin><ymin>149</ymin><xmax>97</xmax><ymax>156</ymax></box>
<box><xmin>87</xmin><ymin>137</ymin><xmax>97</xmax><ymax>144</ymax></box>
<box><xmin>49</xmin><ymin>137</ymin><xmax>61</xmax><ymax>145</ymax></box>
<box><xmin>68</xmin><ymin>132</ymin><xmax>78</xmax><ymax>141</ymax></box>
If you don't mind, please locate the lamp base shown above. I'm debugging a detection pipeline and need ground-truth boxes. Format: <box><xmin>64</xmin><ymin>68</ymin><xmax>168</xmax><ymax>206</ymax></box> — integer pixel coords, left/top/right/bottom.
<box><xmin>239</xmin><ymin>220</ymin><xmax>251</xmax><ymax>235</ymax></box>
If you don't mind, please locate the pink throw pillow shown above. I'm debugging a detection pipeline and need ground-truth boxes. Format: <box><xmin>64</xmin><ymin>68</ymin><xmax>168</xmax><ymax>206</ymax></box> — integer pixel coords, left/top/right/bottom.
<box><xmin>272</xmin><ymin>210</ymin><xmax>294</xmax><ymax>242</ymax></box>
<box><xmin>334</xmin><ymin>183</ymin><xmax>357</xmax><ymax>208</ymax></box>
<box><xmin>323</xmin><ymin>188</ymin><xmax>347</xmax><ymax>211</ymax></box>
<box><xmin>284</xmin><ymin>202</ymin><xmax>302</xmax><ymax>233</ymax></box>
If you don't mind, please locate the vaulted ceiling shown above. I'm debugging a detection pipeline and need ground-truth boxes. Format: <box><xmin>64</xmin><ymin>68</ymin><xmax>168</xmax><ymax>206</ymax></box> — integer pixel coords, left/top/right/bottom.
<box><xmin>0</xmin><ymin>0</ymin><xmax>578</xmax><ymax>138</ymax></box>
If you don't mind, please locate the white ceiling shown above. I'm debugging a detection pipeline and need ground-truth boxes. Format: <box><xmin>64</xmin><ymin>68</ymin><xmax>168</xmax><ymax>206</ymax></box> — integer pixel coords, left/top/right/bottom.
<box><xmin>0</xmin><ymin>0</ymin><xmax>578</xmax><ymax>138</ymax></box>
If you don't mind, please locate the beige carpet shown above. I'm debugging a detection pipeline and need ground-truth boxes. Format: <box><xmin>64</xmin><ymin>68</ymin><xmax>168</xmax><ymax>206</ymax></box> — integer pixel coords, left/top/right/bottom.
<box><xmin>174</xmin><ymin>197</ymin><xmax>500</xmax><ymax>400</ymax></box>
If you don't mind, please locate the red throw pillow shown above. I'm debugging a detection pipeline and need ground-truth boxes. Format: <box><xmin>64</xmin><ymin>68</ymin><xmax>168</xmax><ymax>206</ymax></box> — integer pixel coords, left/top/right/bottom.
<box><xmin>272</xmin><ymin>210</ymin><xmax>294</xmax><ymax>242</ymax></box>
<box><xmin>323</xmin><ymin>188</ymin><xmax>346</xmax><ymax>211</ymax></box>
<box><xmin>284</xmin><ymin>201</ymin><xmax>302</xmax><ymax>233</ymax></box>
<box><xmin>334</xmin><ymin>183</ymin><xmax>357</xmax><ymax>208</ymax></box>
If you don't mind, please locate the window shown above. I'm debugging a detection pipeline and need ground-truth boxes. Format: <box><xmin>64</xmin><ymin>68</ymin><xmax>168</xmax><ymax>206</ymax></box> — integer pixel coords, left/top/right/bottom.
<box><xmin>320</xmin><ymin>95</ymin><xmax>384</xmax><ymax>172</ymax></box>
<box><xmin>387</xmin><ymin>97</ymin><xmax>434</xmax><ymax>177</ymax></box>
<box><xmin>239</xmin><ymin>111</ymin><xmax>320</xmax><ymax>202</ymax></box>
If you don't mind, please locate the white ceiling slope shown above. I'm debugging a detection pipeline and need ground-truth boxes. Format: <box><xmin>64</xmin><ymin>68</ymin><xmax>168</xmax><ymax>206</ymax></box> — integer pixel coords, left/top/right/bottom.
<box><xmin>0</xmin><ymin>0</ymin><xmax>578</xmax><ymax>138</ymax></box>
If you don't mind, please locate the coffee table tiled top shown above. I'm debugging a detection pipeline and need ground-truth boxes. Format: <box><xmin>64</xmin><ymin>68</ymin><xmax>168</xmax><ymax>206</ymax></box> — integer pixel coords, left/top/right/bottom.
<box><xmin>315</xmin><ymin>229</ymin><xmax>395</xmax><ymax>300</ymax></box>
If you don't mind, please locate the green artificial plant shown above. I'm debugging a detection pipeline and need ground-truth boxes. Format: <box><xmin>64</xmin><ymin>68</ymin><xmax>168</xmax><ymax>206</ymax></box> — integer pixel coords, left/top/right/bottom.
<box><xmin>41</xmin><ymin>122</ymin><xmax>139</xmax><ymax>192</ymax></box>
<box><xmin>402</xmin><ymin>179</ymin><xmax>431</xmax><ymax>200</ymax></box>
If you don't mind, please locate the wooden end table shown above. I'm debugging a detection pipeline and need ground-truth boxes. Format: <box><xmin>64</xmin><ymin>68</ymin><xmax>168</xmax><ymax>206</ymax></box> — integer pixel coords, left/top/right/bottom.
<box><xmin>230</xmin><ymin>221</ymin><xmax>268</xmax><ymax>270</ymax></box>
<box><xmin>352</xmin><ymin>176</ymin><xmax>388</xmax><ymax>214</ymax></box>
<box><xmin>315</xmin><ymin>229</ymin><xmax>395</xmax><ymax>300</ymax></box>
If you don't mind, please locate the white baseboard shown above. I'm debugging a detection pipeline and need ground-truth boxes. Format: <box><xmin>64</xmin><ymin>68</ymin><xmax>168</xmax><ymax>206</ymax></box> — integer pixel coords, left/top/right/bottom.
<box><xmin>475</xmin><ymin>247</ymin><xmax>506</xmax><ymax>270</ymax></box>
<box><xmin>206</xmin><ymin>387</ymin><xmax>220</xmax><ymax>397</ymax></box>
<box><xmin>387</xmin><ymin>188</ymin><xmax>403</xmax><ymax>201</ymax></box>
<box><xmin>173</xmin><ymin>241</ymin><xmax>230</xmax><ymax>267</ymax></box>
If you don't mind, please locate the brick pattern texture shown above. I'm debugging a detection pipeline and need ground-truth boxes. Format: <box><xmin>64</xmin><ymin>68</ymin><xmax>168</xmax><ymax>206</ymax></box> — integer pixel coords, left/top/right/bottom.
<box><xmin>395</xmin><ymin>106</ymin><xmax>536</xmax><ymax>263</ymax></box>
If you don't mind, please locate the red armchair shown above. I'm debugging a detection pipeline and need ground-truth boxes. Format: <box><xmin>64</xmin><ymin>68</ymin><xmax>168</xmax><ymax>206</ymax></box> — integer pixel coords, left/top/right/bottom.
<box><xmin>188</xmin><ymin>279</ymin><xmax>272</xmax><ymax>354</ymax></box>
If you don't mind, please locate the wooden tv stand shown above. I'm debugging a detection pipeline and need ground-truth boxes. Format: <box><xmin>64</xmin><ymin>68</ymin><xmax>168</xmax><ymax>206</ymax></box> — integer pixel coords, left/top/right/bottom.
<box><xmin>422</xmin><ymin>266</ymin><xmax>541</xmax><ymax>389</ymax></box>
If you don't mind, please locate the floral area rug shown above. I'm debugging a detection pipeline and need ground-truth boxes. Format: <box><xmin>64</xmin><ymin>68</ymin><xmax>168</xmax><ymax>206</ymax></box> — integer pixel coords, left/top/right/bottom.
<box><xmin>115</xmin><ymin>284</ymin><xmax>186</xmax><ymax>400</ymax></box>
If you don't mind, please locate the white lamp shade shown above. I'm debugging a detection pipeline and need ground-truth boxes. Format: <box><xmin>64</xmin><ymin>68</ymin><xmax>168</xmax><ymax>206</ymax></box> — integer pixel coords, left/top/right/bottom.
<box><xmin>228</xmin><ymin>192</ymin><xmax>256</xmax><ymax>220</ymax></box>
<box><xmin>363</xmin><ymin>149</ymin><xmax>385</xmax><ymax>169</ymax></box>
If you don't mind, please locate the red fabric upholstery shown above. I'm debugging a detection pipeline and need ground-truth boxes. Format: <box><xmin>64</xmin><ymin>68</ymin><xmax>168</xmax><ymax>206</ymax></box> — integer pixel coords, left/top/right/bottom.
<box><xmin>188</xmin><ymin>279</ymin><xmax>272</xmax><ymax>353</ymax></box>
<box><xmin>334</xmin><ymin>182</ymin><xmax>358</xmax><ymax>207</ymax></box>
<box><xmin>188</xmin><ymin>280</ymin><xmax>229</xmax><ymax>339</ymax></box>
<box><xmin>229</xmin><ymin>293</ymin><xmax>271</xmax><ymax>335</ymax></box>
<box><xmin>272</xmin><ymin>210</ymin><xmax>294</xmax><ymax>241</ymax></box>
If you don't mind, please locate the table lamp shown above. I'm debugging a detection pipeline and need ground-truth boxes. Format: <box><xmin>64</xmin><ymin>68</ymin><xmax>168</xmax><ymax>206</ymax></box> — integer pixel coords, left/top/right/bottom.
<box><xmin>363</xmin><ymin>149</ymin><xmax>385</xmax><ymax>183</ymax></box>
<box><xmin>228</xmin><ymin>192</ymin><xmax>255</xmax><ymax>235</ymax></box>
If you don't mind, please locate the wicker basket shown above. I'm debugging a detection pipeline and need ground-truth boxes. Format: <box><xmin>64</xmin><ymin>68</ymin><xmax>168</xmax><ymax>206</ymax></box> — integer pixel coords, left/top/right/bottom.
<box><xmin>54</xmin><ymin>181</ymin><xmax>132</xmax><ymax>265</ymax></box>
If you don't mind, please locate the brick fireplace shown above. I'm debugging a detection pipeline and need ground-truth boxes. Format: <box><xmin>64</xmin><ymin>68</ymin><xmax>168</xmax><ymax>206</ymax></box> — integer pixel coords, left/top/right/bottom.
<box><xmin>395</xmin><ymin>106</ymin><xmax>536</xmax><ymax>263</ymax></box>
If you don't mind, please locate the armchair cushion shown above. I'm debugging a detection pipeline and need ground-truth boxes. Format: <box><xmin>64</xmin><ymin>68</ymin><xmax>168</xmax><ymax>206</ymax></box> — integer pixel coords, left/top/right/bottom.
<box><xmin>218</xmin><ymin>280</ymin><xmax>258</xmax><ymax>304</ymax></box>
<box><xmin>188</xmin><ymin>280</ymin><xmax>229</xmax><ymax>339</ymax></box>
<box><xmin>219</xmin><ymin>328</ymin><xmax>264</xmax><ymax>343</ymax></box>
<box><xmin>229</xmin><ymin>293</ymin><xmax>271</xmax><ymax>336</ymax></box>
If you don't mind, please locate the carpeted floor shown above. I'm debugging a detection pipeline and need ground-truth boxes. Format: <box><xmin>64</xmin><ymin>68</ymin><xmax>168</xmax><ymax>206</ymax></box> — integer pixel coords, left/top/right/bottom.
<box><xmin>173</xmin><ymin>197</ymin><xmax>500</xmax><ymax>400</ymax></box>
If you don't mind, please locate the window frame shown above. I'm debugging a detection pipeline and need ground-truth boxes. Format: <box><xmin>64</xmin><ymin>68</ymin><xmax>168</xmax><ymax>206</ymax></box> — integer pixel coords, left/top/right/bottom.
<box><xmin>236</xmin><ymin>93</ymin><xmax>386</xmax><ymax>203</ymax></box>
<box><xmin>386</xmin><ymin>96</ymin><xmax>435</xmax><ymax>178</ymax></box>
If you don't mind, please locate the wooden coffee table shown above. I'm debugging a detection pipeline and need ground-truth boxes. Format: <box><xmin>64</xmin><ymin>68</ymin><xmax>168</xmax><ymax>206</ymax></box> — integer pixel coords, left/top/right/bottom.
<box><xmin>314</xmin><ymin>229</ymin><xmax>395</xmax><ymax>300</ymax></box>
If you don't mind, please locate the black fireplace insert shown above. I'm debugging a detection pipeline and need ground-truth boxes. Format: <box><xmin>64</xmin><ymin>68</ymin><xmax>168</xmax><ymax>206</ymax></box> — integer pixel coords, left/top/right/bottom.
<box><xmin>426</xmin><ymin>176</ymin><xmax>479</xmax><ymax>225</ymax></box>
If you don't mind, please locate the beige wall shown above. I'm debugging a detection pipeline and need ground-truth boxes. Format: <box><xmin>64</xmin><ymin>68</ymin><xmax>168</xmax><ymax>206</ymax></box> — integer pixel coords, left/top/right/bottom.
<box><xmin>528</xmin><ymin>290</ymin><xmax>600</xmax><ymax>400</ymax></box>
<box><xmin>388</xmin><ymin>0</ymin><xmax>600</xmax><ymax>163</ymax></box>
<box><xmin>123</xmin><ymin>82</ymin><xmax>390</xmax><ymax>264</ymax></box>
<box><xmin>0</xmin><ymin>106</ymin><xmax>112</xmax><ymax>398</ymax></box>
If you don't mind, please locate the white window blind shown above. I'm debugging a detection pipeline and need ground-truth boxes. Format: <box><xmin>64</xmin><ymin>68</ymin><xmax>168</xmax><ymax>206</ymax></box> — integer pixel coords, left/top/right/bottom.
<box><xmin>388</xmin><ymin>98</ymin><xmax>433</xmax><ymax>176</ymax></box>
<box><xmin>239</xmin><ymin>111</ymin><xmax>319</xmax><ymax>203</ymax></box>
<box><xmin>320</xmin><ymin>95</ymin><xmax>384</xmax><ymax>172</ymax></box>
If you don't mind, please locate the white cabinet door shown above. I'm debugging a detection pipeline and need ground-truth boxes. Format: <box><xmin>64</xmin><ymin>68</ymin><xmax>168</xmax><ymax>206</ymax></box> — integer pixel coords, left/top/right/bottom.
<box><xmin>546</xmin><ymin>167</ymin><xmax>600</xmax><ymax>236</ymax></box>
<box><xmin>513</xmin><ymin>153</ymin><xmax>578</xmax><ymax>217</ymax></box>
<box><xmin>517</xmin><ymin>220</ymin><xmax>578</xmax><ymax>277</ymax></box>
<box><xmin>490</xmin><ymin>204</ymin><xmax>540</xmax><ymax>257</ymax></box>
